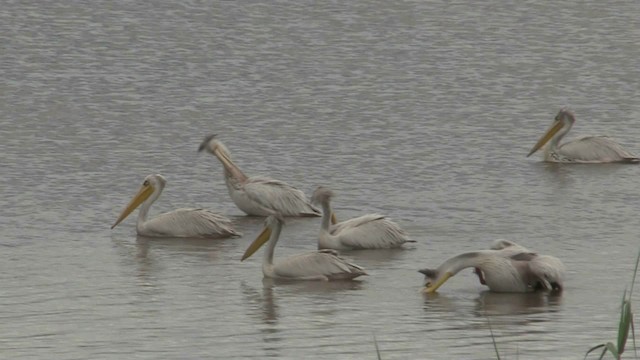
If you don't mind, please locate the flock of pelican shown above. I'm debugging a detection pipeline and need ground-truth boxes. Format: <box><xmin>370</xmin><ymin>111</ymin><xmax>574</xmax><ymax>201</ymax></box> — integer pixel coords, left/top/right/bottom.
<box><xmin>111</xmin><ymin>108</ymin><xmax>639</xmax><ymax>293</ymax></box>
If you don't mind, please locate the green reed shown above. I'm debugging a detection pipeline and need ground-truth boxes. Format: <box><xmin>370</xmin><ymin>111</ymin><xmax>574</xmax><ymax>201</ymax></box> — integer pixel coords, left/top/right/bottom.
<box><xmin>584</xmin><ymin>248</ymin><xmax>639</xmax><ymax>360</ymax></box>
<box><xmin>486</xmin><ymin>314</ymin><xmax>501</xmax><ymax>360</ymax></box>
<box><xmin>373</xmin><ymin>333</ymin><xmax>382</xmax><ymax>360</ymax></box>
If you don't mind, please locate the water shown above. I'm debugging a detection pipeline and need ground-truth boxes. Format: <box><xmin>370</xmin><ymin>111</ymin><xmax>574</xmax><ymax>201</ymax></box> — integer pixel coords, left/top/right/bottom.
<box><xmin>2</xmin><ymin>1</ymin><xmax>640</xmax><ymax>358</ymax></box>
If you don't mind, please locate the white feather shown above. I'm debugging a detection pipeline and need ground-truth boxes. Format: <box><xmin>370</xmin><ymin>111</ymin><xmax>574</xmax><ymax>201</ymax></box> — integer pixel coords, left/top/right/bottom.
<box><xmin>247</xmin><ymin>216</ymin><xmax>367</xmax><ymax>281</ymax></box>
<box><xmin>270</xmin><ymin>250</ymin><xmax>366</xmax><ymax>281</ymax></box>
<box><xmin>551</xmin><ymin>135</ymin><xmax>639</xmax><ymax>163</ymax></box>
<box><xmin>112</xmin><ymin>174</ymin><xmax>240</xmax><ymax>239</ymax></box>
<box><xmin>421</xmin><ymin>240</ymin><xmax>565</xmax><ymax>293</ymax></box>
<box><xmin>312</xmin><ymin>186</ymin><xmax>412</xmax><ymax>250</ymax></box>
<box><xmin>532</xmin><ymin>108</ymin><xmax>639</xmax><ymax>163</ymax></box>
<box><xmin>199</xmin><ymin>136</ymin><xmax>320</xmax><ymax>217</ymax></box>
<box><xmin>140</xmin><ymin>208</ymin><xmax>240</xmax><ymax>238</ymax></box>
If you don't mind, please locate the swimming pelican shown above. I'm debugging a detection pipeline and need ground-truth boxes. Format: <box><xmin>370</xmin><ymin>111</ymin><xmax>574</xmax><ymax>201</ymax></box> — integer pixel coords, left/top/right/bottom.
<box><xmin>527</xmin><ymin>108</ymin><xmax>639</xmax><ymax>163</ymax></box>
<box><xmin>420</xmin><ymin>240</ymin><xmax>565</xmax><ymax>293</ymax></box>
<box><xmin>311</xmin><ymin>186</ymin><xmax>413</xmax><ymax>250</ymax></box>
<box><xmin>111</xmin><ymin>174</ymin><xmax>241</xmax><ymax>238</ymax></box>
<box><xmin>241</xmin><ymin>215</ymin><xmax>367</xmax><ymax>281</ymax></box>
<box><xmin>198</xmin><ymin>135</ymin><xmax>321</xmax><ymax>217</ymax></box>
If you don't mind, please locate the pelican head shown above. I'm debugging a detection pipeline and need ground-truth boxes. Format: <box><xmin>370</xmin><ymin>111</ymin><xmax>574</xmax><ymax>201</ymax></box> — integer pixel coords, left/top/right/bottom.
<box><xmin>527</xmin><ymin>108</ymin><xmax>576</xmax><ymax>157</ymax></box>
<box><xmin>241</xmin><ymin>214</ymin><xmax>285</xmax><ymax>261</ymax></box>
<box><xmin>311</xmin><ymin>186</ymin><xmax>335</xmax><ymax>205</ymax></box>
<box><xmin>111</xmin><ymin>174</ymin><xmax>166</xmax><ymax>229</ymax></box>
<box><xmin>198</xmin><ymin>134</ymin><xmax>246</xmax><ymax>180</ymax></box>
<box><xmin>198</xmin><ymin>134</ymin><xmax>233</xmax><ymax>158</ymax></box>
<box><xmin>199</xmin><ymin>134</ymin><xmax>234</xmax><ymax>160</ymax></box>
<box><xmin>419</xmin><ymin>267</ymin><xmax>453</xmax><ymax>294</ymax></box>
<box><xmin>311</xmin><ymin>186</ymin><xmax>338</xmax><ymax>224</ymax></box>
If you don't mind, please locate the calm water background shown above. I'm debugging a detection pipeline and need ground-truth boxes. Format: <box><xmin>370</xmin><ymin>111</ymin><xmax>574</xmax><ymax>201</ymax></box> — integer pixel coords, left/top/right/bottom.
<box><xmin>2</xmin><ymin>1</ymin><xmax>640</xmax><ymax>359</ymax></box>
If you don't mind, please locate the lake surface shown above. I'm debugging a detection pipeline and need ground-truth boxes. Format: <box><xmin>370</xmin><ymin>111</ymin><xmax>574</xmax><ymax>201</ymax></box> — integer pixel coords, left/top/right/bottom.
<box><xmin>2</xmin><ymin>1</ymin><xmax>640</xmax><ymax>359</ymax></box>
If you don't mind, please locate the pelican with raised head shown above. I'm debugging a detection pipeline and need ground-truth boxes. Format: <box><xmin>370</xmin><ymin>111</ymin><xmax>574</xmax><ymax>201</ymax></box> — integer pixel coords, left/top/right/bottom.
<box><xmin>420</xmin><ymin>240</ymin><xmax>565</xmax><ymax>293</ymax></box>
<box><xmin>111</xmin><ymin>174</ymin><xmax>241</xmax><ymax>238</ymax></box>
<box><xmin>241</xmin><ymin>215</ymin><xmax>367</xmax><ymax>281</ymax></box>
<box><xmin>527</xmin><ymin>108</ymin><xmax>639</xmax><ymax>163</ymax></box>
<box><xmin>198</xmin><ymin>135</ymin><xmax>320</xmax><ymax>217</ymax></box>
<box><xmin>311</xmin><ymin>186</ymin><xmax>413</xmax><ymax>250</ymax></box>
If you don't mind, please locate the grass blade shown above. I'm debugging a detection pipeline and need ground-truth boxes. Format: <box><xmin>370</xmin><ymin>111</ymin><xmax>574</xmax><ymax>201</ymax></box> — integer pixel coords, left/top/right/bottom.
<box><xmin>617</xmin><ymin>291</ymin><xmax>631</xmax><ymax>354</ymax></box>
<box><xmin>629</xmin><ymin>248</ymin><xmax>640</xmax><ymax>297</ymax></box>
<box><xmin>604</xmin><ymin>342</ymin><xmax>619</xmax><ymax>359</ymax></box>
<box><xmin>373</xmin><ymin>333</ymin><xmax>382</xmax><ymax>360</ymax></box>
<box><xmin>585</xmin><ymin>344</ymin><xmax>605</xmax><ymax>360</ymax></box>
<box><xmin>486</xmin><ymin>315</ymin><xmax>501</xmax><ymax>360</ymax></box>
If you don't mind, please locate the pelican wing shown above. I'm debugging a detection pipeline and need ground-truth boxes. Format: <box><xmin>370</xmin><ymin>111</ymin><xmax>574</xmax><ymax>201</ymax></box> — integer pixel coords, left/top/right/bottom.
<box><xmin>330</xmin><ymin>214</ymin><xmax>410</xmax><ymax>249</ymax></box>
<box><xmin>244</xmin><ymin>176</ymin><xmax>320</xmax><ymax>216</ymax></box>
<box><xmin>558</xmin><ymin>136</ymin><xmax>639</xmax><ymax>163</ymax></box>
<box><xmin>142</xmin><ymin>208</ymin><xmax>240</xmax><ymax>238</ymax></box>
<box><xmin>273</xmin><ymin>250</ymin><xmax>366</xmax><ymax>280</ymax></box>
<box><xmin>527</xmin><ymin>254</ymin><xmax>565</xmax><ymax>290</ymax></box>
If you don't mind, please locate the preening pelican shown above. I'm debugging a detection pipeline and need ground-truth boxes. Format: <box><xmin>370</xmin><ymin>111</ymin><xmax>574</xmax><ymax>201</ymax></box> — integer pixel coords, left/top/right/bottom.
<box><xmin>311</xmin><ymin>186</ymin><xmax>413</xmax><ymax>250</ymax></box>
<box><xmin>111</xmin><ymin>174</ymin><xmax>241</xmax><ymax>238</ymax></box>
<box><xmin>198</xmin><ymin>135</ymin><xmax>321</xmax><ymax>217</ymax></box>
<box><xmin>241</xmin><ymin>215</ymin><xmax>367</xmax><ymax>281</ymax></box>
<box><xmin>527</xmin><ymin>108</ymin><xmax>639</xmax><ymax>163</ymax></box>
<box><xmin>420</xmin><ymin>240</ymin><xmax>565</xmax><ymax>293</ymax></box>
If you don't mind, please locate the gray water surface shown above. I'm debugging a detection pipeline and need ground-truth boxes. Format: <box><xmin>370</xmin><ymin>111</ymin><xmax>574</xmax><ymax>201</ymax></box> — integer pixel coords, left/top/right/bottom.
<box><xmin>2</xmin><ymin>1</ymin><xmax>640</xmax><ymax>359</ymax></box>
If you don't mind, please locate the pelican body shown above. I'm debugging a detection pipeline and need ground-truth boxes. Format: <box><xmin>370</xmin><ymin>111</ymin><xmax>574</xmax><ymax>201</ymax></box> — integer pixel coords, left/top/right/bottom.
<box><xmin>198</xmin><ymin>135</ymin><xmax>320</xmax><ymax>217</ymax></box>
<box><xmin>241</xmin><ymin>215</ymin><xmax>367</xmax><ymax>281</ymax></box>
<box><xmin>111</xmin><ymin>174</ymin><xmax>241</xmax><ymax>238</ymax></box>
<box><xmin>311</xmin><ymin>186</ymin><xmax>413</xmax><ymax>250</ymax></box>
<box><xmin>527</xmin><ymin>108</ymin><xmax>639</xmax><ymax>163</ymax></box>
<box><xmin>420</xmin><ymin>240</ymin><xmax>565</xmax><ymax>293</ymax></box>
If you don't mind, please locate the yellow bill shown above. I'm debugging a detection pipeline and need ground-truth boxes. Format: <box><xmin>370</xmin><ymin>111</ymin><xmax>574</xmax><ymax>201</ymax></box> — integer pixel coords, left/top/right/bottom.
<box><xmin>527</xmin><ymin>119</ymin><xmax>564</xmax><ymax>157</ymax></box>
<box><xmin>423</xmin><ymin>272</ymin><xmax>453</xmax><ymax>293</ymax></box>
<box><xmin>331</xmin><ymin>212</ymin><xmax>338</xmax><ymax>225</ymax></box>
<box><xmin>111</xmin><ymin>183</ymin><xmax>154</xmax><ymax>229</ymax></box>
<box><xmin>241</xmin><ymin>226</ymin><xmax>272</xmax><ymax>261</ymax></box>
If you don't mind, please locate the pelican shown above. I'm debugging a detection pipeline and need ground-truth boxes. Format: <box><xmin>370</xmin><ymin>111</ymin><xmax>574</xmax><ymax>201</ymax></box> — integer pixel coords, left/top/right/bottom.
<box><xmin>111</xmin><ymin>174</ymin><xmax>241</xmax><ymax>238</ymax></box>
<box><xmin>311</xmin><ymin>186</ymin><xmax>413</xmax><ymax>250</ymax></box>
<box><xmin>198</xmin><ymin>135</ymin><xmax>321</xmax><ymax>217</ymax></box>
<box><xmin>420</xmin><ymin>240</ymin><xmax>565</xmax><ymax>293</ymax></box>
<box><xmin>527</xmin><ymin>108</ymin><xmax>639</xmax><ymax>163</ymax></box>
<box><xmin>241</xmin><ymin>215</ymin><xmax>367</xmax><ymax>281</ymax></box>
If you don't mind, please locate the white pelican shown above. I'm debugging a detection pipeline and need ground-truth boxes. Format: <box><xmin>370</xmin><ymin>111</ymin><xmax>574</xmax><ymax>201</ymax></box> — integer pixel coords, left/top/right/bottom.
<box><xmin>111</xmin><ymin>174</ymin><xmax>241</xmax><ymax>238</ymax></box>
<box><xmin>198</xmin><ymin>135</ymin><xmax>321</xmax><ymax>217</ymax></box>
<box><xmin>420</xmin><ymin>240</ymin><xmax>565</xmax><ymax>293</ymax></box>
<box><xmin>241</xmin><ymin>215</ymin><xmax>367</xmax><ymax>281</ymax></box>
<box><xmin>311</xmin><ymin>186</ymin><xmax>413</xmax><ymax>250</ymax></box>
<box><xmin>527</xmin><ymin>108</ymin><xmax>639</xmax><ymax>163</ymax></box>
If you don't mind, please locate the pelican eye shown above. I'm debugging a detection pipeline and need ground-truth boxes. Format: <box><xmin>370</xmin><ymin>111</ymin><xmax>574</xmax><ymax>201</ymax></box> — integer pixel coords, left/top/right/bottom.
<box><xmin>425</xmin><ymin>281</ymin><xmax>432</xmax><ymax>287</ymax></box>
<box><xmin>143</xmin><ymin>180</ymin><xmax>150</xmax><ymax>186</ymax></box>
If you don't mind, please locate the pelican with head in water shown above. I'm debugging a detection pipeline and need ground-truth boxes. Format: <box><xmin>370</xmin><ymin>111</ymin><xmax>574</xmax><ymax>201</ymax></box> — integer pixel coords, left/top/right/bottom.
<box><xmin>198</xmin><ymin>135</ymin><xmax>320</xmax><ymax>217</ymax></box>
<box><xmin>241</xmin><ymin>215</ymin><xmax>367</xmax><ymax>281</ymax></box>
<box><xmin>111</xmin><ymin>174</ymin><xmax>241</xmax><ymax>238</ymax></box>
<box><xmin>420</xmin><ymin>240</ymin><xmax>565</xmax><ymax>293</ymax></box>
<box><xmin>311</xmin><ymin>186</ymin><xmax>413</xmax><ymax>250</ymax></box>
<box><xmin>527</xmin><ymin>108</ymin><xmax>639</xmax><ymax>163</ymax></box>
